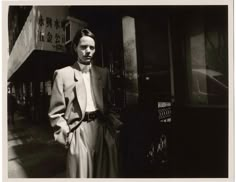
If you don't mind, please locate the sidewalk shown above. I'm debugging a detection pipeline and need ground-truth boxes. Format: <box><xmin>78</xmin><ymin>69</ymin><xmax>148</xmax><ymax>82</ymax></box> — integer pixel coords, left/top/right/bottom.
<box><xmin>8</xmin><ymin>112</ymin><xmax>67</xmax><ymax>178</ymax></box>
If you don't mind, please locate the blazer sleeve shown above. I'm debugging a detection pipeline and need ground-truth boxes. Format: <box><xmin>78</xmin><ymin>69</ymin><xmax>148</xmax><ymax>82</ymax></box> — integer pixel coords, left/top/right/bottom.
<box><xmin>48</xmin><ymin>70</ymin><xmax>70</xmax><ymax>146</ymax></box>
<box><xmin>104</xmin><ymin>68</ymin><xmax>123</xmax><ymax>130</ymax></box>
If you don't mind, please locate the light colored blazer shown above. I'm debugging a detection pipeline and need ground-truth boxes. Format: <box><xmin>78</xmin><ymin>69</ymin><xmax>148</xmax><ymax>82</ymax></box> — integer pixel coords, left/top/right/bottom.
<box><xmin>48</xmin><ymin>62</ymin><xmax>122</xmax><ymax>146</ymax></box>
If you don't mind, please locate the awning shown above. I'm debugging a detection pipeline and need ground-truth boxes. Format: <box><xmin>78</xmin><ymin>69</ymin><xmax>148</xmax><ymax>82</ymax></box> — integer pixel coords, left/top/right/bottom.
<box><xmin>8</xmin><ymin>6</ymin><xmax>69</xmax><ymax>80</ymax></box>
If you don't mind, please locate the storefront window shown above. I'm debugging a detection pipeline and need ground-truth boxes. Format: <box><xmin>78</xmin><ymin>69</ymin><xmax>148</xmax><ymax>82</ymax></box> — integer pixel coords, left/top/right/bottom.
<box><xmin>185</xmin><ymin>7</ymin><xmax>228</xmax><ymax>106</ymax></box>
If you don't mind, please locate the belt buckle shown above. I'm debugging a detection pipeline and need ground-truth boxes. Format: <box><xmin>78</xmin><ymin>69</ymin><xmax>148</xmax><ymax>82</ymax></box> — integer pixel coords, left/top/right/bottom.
<box><xmin>87</xmin><ymin>112</ymin><xmax>92</xmax><ymax>121</ymax></box>
<box><xmin>86</xmin><ymin>111</ymin><xmax>97</xmax><ymax>122</ymax></box>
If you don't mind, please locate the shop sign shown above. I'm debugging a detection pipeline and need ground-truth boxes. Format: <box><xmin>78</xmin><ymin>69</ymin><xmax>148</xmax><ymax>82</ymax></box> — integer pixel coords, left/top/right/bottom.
<box><xmin>35</xmin><ymin>7</ymin><xmax>68</xmax><ymax>52</ymax></box>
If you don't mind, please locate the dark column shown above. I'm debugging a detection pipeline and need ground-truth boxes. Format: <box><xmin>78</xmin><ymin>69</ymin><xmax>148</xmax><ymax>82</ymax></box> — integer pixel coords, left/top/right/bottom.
<box><xmin>32</xmin><ymin>81</ymin><xmax>40</xmax><ymax>123</ymax></box>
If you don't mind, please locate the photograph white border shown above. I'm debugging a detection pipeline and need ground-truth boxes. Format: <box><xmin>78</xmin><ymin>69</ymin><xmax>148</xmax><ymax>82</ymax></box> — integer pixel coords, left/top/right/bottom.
<box><xmin>2</xmin><ymin>0</ymin><xmax>234</xmax><ymax>182</ymax></box>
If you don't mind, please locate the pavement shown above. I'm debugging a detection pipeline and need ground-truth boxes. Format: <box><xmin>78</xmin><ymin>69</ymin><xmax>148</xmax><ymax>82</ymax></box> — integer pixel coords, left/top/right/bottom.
<box><xmin>8</xmin><ymin>111</ymin><xmax>67</xmax><ymax>178</ymax></box>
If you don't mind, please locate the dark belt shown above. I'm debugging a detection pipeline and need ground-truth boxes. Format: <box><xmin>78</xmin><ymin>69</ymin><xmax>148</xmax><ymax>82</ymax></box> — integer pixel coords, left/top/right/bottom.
<box><xmin>82</xmin><ymin>110</ymin><xmax>100</xmax><ymax>122</ymax></box>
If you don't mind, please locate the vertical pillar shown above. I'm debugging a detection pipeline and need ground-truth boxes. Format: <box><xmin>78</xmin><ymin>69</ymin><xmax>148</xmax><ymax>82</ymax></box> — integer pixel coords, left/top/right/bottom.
<box><xmin>20</xmin><ymin>82</ymin><xmax>23</xmax><ymax>103</ymax></box>
<box><xmin>25</xmin><ymin>82</ymin><xmax>31</xmax><ymax>111</ymax></box>
<box><xmin>32</xmin><ymin>81</ymin><xmax>40</xmax><ymax>122</ymax></box>
<box><xmin>186</xmin><ymin>15</ymin><xmax>208</xmax><ymax>104</ymax></box>
<box><xmin>168</xmin><ymin>19</ymin><xmax>175</xmax><ymax>103</ymax></box>
<box><xmin>122</xmin><ymin>16</ymin><xmax>139</xmax><ymax>105</ymax></box>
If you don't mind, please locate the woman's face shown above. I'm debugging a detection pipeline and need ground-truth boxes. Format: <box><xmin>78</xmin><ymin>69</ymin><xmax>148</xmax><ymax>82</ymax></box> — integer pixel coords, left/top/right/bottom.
<box><xmin>75</xmin><ymin>36</ymin><xmax>95</xmax><ymax>65</ymax></box>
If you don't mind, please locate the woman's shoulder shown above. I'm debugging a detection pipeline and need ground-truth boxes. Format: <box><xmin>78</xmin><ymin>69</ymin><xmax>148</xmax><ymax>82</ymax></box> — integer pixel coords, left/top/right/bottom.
<box><xmin>55</xmin><ymin>66</ymin><xmax>74</xmax><ymax>75</ymax></box>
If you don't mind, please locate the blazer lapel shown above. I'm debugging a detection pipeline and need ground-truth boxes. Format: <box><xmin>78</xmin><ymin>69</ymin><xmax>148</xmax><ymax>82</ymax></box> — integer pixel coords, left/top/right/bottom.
<box><xmin>91</xmin><ymin>66</ymin><xmax>104</xmax><ymax>112</ymax></box>
<box><xmin>72</xmin><ymin>62</ymin><xmax>87</xmax><ymax>118</ymax></box>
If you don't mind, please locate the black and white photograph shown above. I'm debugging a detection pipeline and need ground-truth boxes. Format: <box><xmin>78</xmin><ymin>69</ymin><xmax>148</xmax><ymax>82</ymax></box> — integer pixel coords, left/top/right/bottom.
<box><xmin>3</xmin><ymin>2</ymin><xmax>233</xmax><ymax>181</ymax></box>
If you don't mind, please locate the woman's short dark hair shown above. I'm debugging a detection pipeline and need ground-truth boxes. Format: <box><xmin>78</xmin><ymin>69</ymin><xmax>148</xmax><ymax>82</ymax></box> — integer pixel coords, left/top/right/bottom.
<box><xmin>71</xmin><ymin>28</ymin><xmax>96</xmax><ymax>61</ymax></box>
<box><xmin>72</xmin><ymin>28</ymin><xmax>96</xmax><ymax>47</ymax></box>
